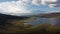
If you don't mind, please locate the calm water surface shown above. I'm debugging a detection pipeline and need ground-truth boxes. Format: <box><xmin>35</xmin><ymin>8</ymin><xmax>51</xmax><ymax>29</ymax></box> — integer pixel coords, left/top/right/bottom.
<box><xmin>27</xmin><ymin>17</ymin><xmax>60</xmax><ymax>26</ymax></box>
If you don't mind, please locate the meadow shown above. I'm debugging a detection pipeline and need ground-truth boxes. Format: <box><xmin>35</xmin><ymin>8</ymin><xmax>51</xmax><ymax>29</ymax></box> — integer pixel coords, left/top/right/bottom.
<box><xmin>0</xmin><ymin>17</ymin><xmax>60</xmax><ymax>34</ymax></box>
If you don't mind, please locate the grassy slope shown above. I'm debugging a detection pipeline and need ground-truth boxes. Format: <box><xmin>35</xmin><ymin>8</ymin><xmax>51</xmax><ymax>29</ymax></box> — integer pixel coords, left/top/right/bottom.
<box><xmin>0</xmin><ymin>17</ymin><xmax>36</xmax><ymax>34</ymax></box>
<box><xmin>0</xmin><ymin>12</ymin><xmax>60</xmax><ymax>34</ymax></box>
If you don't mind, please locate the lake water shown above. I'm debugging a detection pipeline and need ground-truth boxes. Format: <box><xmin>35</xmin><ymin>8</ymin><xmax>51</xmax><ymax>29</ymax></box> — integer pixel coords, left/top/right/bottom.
<box><xmin>27</xmin><ymin>17</ymin><xmax>60</xmax><ymax>26</ymax></box>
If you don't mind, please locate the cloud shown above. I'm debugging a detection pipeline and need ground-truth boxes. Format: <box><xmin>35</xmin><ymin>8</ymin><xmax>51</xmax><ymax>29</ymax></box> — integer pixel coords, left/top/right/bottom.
<box><xmin>0</xmin><ymin>0</ymin><xmax>31</xmax><ymax>16</ymax></box>
<box><xmin>41</xmin><ymin>0</ymin><xmax>60</xmax><ymax>8</ymax></box>
<box><xmin>32</xmin><ymin>0</ymin><xmax>41</xmax><ymax>6</ymax></box>
<box><xmin>48</xmin><ymin>4</ymin><xmax>60</xmax><ymax>8</ymax></box>
<box><xmin>32</xmin><ymin>0</ymin><xmax>60</xmax><ymax>8</ymax></box>
<box><xmin>0</xmin><ymin>0</ymin><xmax>60</xmax><ymax>16</ymax></box>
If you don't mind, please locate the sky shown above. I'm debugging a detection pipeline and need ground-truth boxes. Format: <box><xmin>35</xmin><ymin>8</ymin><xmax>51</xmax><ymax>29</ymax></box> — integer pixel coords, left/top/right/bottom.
<box><xmin>0</xmin><ymin>0</ymin><xmax>60</xmax><ymax>16</ymax></box>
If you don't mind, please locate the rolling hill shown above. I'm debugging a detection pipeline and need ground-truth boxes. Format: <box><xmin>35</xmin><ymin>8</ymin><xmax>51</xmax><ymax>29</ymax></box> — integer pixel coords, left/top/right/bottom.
<box><xmin>36</xmin><ymin>12</ymin><xmax>60</xmax><ymax>18</ymax></box>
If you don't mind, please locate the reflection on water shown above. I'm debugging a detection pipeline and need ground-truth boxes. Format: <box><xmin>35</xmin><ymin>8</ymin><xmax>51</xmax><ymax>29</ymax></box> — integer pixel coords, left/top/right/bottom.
<box><xmin>28</xmin><ymin>17</ymin><xmax>60</xmax><ymax>26</ymax></box>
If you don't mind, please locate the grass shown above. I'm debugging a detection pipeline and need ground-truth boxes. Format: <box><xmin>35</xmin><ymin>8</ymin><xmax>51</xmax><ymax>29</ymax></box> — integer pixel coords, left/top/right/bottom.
<box><xmin>0</xmin><ymin>24</ymin><xmax>60</xmax><ymax>34</ymax></box>
<box><xmin>0</xmin><ymin>17</ymin><xmax>60</xmax><ymax>34</ymax></box>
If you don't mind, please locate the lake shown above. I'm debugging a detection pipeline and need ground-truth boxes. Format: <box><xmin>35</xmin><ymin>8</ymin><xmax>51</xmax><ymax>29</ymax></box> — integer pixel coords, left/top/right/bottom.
<box><xmin>27</xmin><ymin>17</ymin><xmax>60</xmax><ymax>26</ymax></box>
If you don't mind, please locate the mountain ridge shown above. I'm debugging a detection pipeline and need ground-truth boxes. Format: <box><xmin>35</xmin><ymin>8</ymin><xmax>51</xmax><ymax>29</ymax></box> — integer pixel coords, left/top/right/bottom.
<box><xmin>35</xmin><ymin>12</ymin><xmax>60</xmax><ymax>18</ymax></box>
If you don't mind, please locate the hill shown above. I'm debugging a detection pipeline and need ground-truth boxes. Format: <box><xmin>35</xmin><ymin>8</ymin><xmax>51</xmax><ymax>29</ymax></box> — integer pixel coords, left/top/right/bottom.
<box><xmin>36</xmin><ymin>12</ymin><xmax>60</xmax><ymax>18</ymax></box>
<box><xmin>0</xmin><ymin>13</ymin><xmax>31</xmax><ymax>29</ymax></box>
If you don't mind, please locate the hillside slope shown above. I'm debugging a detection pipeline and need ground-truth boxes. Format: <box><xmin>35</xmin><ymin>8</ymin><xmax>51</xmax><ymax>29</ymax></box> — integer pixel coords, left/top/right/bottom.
<box><xmin>36</xmin><ymin>12</ymin><xmax>60</xmax><ymax>18</ymax></box>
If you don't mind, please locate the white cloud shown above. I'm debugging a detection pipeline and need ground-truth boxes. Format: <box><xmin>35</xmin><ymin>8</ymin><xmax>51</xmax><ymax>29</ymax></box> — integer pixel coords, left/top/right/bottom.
<box><xmin>32</xmin><ymin>0</ymin><xmax>60</xmax><ymax>8</ymax></box>
<box><xmin>0</xmin><ymin>0</ymin><xmax>31</xmax><ymax>16</ymax></box>
<box><xmin>32</xmin><ymin>0</ymin><xmax>41</xmax><ymax>6</ymax></box>
<box><xmin>41</xmin><ymin>0</ymin><xmax>60</xmax><ymax>8</ymax></box>
<box><xmin>41</xmin><ymin>0</ymin><xmax>57</xmax><ymax>4</ymax></box>
<box><xmin>0</xmin><ymin>0</ymin><xmax>60</xmax><ymax>16</ymax></box>
<box><xmin>48</xmin><ymin>4</ymin><xmax>60</xmax><ymax>8</ymax></box>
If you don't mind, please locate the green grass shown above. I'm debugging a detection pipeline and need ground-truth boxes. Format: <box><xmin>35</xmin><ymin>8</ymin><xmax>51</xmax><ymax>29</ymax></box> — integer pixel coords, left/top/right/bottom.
<box><xmin>0</xmin><ymin>24</ymin><xmax>60</xmax><ymax>34</ymax></box>
<box><xmin>0</xmin><ymin>17</ymin><xmax>60</xmax><ymax>34</ymax></box>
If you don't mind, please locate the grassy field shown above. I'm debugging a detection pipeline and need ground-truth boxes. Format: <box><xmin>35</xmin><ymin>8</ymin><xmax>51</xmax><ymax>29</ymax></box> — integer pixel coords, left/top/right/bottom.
<box><xmin>0</xmin><ymin>17</ymin><xmax>60</xmax><ymax>34</ymax></box>
<box><xmin>0</xmin><ymin>24</ymin><xmax>60</xmax><ymax>34</ymax></box>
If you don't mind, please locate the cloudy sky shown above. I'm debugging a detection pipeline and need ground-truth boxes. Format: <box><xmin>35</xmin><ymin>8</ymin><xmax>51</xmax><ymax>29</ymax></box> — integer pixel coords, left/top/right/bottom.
<box><xmin>0</xmin><ymin>0</ymin><xmax>60</xmax><ymax>16</ymax></box>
